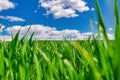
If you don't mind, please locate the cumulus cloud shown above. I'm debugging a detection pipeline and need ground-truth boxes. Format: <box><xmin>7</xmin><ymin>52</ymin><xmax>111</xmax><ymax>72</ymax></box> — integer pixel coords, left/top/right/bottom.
<box><xmin>107</xmin><ymin>33</ymin><xmax>114</xmax><ymax>40</ymax></box>
<box><xmin>0</xmin><ymin>16</ymin><xmax>25</xmax><ymax>22</ymax></box>
<box><xmin>39</xmin><ymin>0</ymin><xmax>89</xmax><ymax>18</ymax></box>
<box><xmin>0</xmin><ymin>35</ymin><xmax>11</xmax><ymax>41</ymax></box>
<box><xmin>5</xmin><ymin>24</ymin><xmax>87</xmax><ymax>40</ymax></box>
<box><xmin>108</xmin><ymin>27</ymin><xmax>113</xmax><ymax>31</ymax></box>
<box><xmin>34</xmin><ymin>10</ymin><xmax>38</xmax><ymax>13</ymax></box>
<box><xmin>0</xmin><ymin>0</ymin><xmax>15</xmax><ymax>11</ymax></box>
<box><xmin>94</xmin><ymin>21</ymin><xmax>98</xmax><ymax>24</ymax></box>
<box><xmin>91</xmin><ymin>7</ymin><xmax>95</xmax><ymax>11</ymax></box>
<box><xmin>95</xmin><ymin>33</ymin><xmax>114</xmax><ymax>40</ymax></box>
<box><xmin>0</xmin><ymin>24</ymin><xmax>114</xmax><ymax>41</ymax></box>
<box><xmin>82</xmin><ymin>32</ymin><xmax>93</xmax><ymax>38</ymax></box>
<box><xmin>0</xmin><ymin>24</ymin><xmax>5</xmax><ymax>32</ymax></box>
<box><xmin>0</xmin><ymin>24</ymin><xmax>11</xmax><ymax>41</ymax></box>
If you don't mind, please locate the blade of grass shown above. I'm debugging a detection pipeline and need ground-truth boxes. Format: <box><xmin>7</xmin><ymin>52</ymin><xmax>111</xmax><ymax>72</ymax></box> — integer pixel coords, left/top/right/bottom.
<box><xmin>114</xmin><ymin>0</ymin><xmax>120</xmax><ymax>79</ymax></box>
<box><xmin>34</xmin><ymin>53</ymin><xmax>42</xmax><ymax>80</ymax></box>
<box><xmin>0</xmin><ymin>44</ymin><xmax>4</xmax><ymax>80</ymax></box>
<box><xmin>19</xmin><ymin>65</ymin><xmax>25</xmax><ymax>80</ymax></box>
<box><xmin>71</xmin><ymin>41</ymin><xmax>101</xmax><ymax>80</ymax></box>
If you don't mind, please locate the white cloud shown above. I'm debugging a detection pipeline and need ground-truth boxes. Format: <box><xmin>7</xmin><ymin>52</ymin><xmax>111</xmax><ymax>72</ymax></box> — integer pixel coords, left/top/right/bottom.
<box><xmin>0</xmin><ymin>24</ymin><xmax>114</xmax><ymax>41</ymax></box>
<box><xmin>0</xmin><ymin>24</ymin><xmax>5</xmax><ymax>32</ymax></box>
<box><xmin>0</xmin><ymin>24</ymin><xmax>11</xmax><ymax>41</ymax></box>
<box><xmin>95</xmin><ymin>33</ymin><xmax>114</xmax><ymax>40</ymax></box>
<box><xmin>107</xmin><ymin>33</ymin><xmax>114</xmax><ymax>40</ymax></box>
<box><xmin>94</xmin><ymin>21</ymin><xmax>98</xmax><ymax>24</ymax></box>
<box><xmin>34</xmin><ymin>10</ymin><xmax>38</xmax><ymax>13</ymax></box>
<box><xmin>4</xmin><ymin>24</ymin><xmax>92</xmax><ymax>40</ymax></box>
<box><xmin>82</xmin><ymin>32</ymin><xmax>93</xmax><ymax>38</ymax></box>
<box><xmin>39</xmin><ymin>0</ymin><xmax>89</xmax><ymax>18</ymax></box>
<box><xmin>0</xmin><ymin>16</ymin><xmax>25</xmax><ymax>22</ymax></box>
<box><xmin>108</xmin><ymin>27</ymin><xmax>113</xmax><ymax>31</ymax></box>
<box><xmin>0</xmin><ymin>35</ymin><xmax>11</xmax><ymax>41</ymax></box>
<box><xmin>91</xmin><ymin>7</ymin><xmax>95</xmax><ymax>11</ymax></box>
<box><xmin>0</xmin><ymin>0</ymin><xmax>15</xmax><ymax>11</ymax></box>
<box><xmin>82</xmin><ymin>32</ymin><xmax>93</xmax><ymax>36</ymax></box>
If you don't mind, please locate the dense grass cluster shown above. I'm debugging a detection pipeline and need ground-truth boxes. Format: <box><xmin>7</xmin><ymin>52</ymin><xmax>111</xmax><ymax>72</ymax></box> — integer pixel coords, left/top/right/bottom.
<box><xmin>0</xmin><ymin>0</ymin><xmax>120</xmax><ymax>80</ymax></box>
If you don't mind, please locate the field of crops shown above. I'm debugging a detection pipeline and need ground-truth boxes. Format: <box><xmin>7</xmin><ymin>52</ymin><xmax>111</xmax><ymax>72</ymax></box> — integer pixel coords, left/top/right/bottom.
<box><xmin>0</xmin><ymin>0</ymin><xmax>120</xmax><ymax>80</ymax></box>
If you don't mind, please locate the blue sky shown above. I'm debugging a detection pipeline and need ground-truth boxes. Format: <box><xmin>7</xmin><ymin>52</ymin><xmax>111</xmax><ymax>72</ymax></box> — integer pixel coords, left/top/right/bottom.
<box><xmin>0</xmin><ymin>0</ymin><xmax>115</xmax><ymax>40</ymax></box>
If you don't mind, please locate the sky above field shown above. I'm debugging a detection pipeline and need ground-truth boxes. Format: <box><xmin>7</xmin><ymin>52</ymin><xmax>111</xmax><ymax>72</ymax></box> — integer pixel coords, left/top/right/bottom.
<box><xmin>0</xmin><ymin>0</ymin><xmax>115</xmax><ymax>40</ymax></box>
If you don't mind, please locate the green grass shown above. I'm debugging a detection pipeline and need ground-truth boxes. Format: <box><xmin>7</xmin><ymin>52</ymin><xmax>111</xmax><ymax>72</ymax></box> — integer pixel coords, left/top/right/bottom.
<box><xmin>0</xmin><ymin>0</ymin><xmax>120</xmax><ymax>80</ymax></box>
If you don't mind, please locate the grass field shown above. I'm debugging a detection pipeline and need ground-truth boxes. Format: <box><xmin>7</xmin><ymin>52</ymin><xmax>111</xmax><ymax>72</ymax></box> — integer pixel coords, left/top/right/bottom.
<box><xmin>0</xmin><ymin>0</ymin><xmax>120</xmax><ymax>80</ymax></box>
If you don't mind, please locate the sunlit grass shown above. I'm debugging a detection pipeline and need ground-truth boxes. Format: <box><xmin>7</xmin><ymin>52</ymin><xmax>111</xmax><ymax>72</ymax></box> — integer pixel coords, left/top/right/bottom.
<box><xmin>0</xmin><ymin>0</ymin><xmax>120</xmax><ymax>80</ymax></box>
